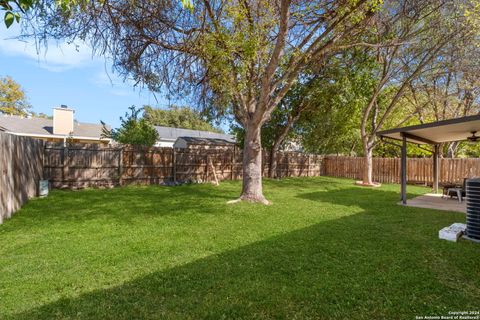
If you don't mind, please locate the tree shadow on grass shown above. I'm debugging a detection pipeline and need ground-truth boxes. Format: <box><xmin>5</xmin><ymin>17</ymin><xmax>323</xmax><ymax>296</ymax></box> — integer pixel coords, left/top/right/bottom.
<box><xmin>296</xmin><ymin>187</ymin><xmax>466</xmax><ymax>232</ymax></box>
<box><xmin>262</xmin><ymin>176</ymin><xmax>349</xmax><ymax>190</ymax></box>
<box><xmin>7</xmin><ymin>201</ymin><xmax>479</xmax><ymax>320</ymax></box>
<box><xmin>298</xmin><ymin>185</ymin><xmax>424</xmax><ymax>211</ymax></box>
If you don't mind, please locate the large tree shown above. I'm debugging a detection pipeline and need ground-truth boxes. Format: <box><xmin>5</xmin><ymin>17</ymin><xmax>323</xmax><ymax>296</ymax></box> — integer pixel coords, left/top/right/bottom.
<box><xmin>241</xmin><ymin>51</ymin><xmax>375</xmax><ymax>177</ymax></box>
<box><xmin>299</xmin><ymin>51</ymin><xmax>375</xmax><ymax>156</ymax></box>
<box><xmin>358</xmin><ymin>0</ymin><xmax>470</xmax><ymax>185</ymax></box>
<box><xmin>27</xmin><ymin>0</ymin><xmax>383</xmax><ymax>203</ymax></box>
<box><xmin>230</xmin><ymin>75</ymin><xmax>321</xmax><ymax>178</ymax></box>
<box><xmin>263</xmin><ymin>76</ymin><xmax>320</xmax><ymax>178</ymax></box>
<box><xmin>0</xmin><ymin>76</ymin><xmax>31</xmax><ymax>116</ymax></box>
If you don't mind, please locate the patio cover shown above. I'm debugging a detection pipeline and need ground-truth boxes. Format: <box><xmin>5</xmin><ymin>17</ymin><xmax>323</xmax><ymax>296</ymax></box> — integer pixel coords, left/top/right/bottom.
<box><xmin>377</xmin><ymin>115</ymin><xmax>480</xmax><ymax>205</ymax></box>
<box><xmin>377</xmin><ymin>115</ymin><xmax>480</xmax><ymax>145</ymax></box>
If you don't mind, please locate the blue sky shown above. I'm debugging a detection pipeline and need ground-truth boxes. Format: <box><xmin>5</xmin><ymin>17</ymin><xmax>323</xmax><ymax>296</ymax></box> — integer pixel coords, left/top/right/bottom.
<box><xmin>0</xmin><ymin>25</ymin><xmax>168</xmax><ymax>128</ymax></box>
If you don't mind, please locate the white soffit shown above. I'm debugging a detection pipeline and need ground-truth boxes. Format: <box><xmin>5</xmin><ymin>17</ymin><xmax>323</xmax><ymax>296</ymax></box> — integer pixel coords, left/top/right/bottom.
<box><xmin>377</xmin><ymin>116</ymin><xmax>480</xmax><ymax>145</ymax></box>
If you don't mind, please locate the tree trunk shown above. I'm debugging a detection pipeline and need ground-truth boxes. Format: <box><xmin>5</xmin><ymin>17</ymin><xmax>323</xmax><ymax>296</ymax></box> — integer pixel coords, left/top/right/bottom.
<box><xmin>363</xmin><ymin>145</ymin><xmax>374</xmax><ymax>185</ymax></box>
<box><xmin>447</xmin><ymin>141</ymin><xmax>459</xmax><ymax>158</ymax></box>
<box><xmin>240</xmin><ymin>123</ymin><xmax>269</xmax><ymax>204</ymax></box>
<box><xmin>268</xmin><ymin>116</ymin><xmax>300</xmax><ymax>179</ymax></box>
<box><xmin>269</xmin><ymin>142</ymin><xmax>281</xmax><ymax>178</ymax></box>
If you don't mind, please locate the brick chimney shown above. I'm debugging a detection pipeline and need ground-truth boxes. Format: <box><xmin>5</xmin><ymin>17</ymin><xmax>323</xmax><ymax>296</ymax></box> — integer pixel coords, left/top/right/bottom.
<box><xmin>53</xmin><ymin>105</ymin><xmax>75</xmax><ymax>135</ymax></box>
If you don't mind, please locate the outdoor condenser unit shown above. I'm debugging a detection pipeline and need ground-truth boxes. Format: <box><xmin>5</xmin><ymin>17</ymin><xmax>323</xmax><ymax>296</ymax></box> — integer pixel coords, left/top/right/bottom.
<box><xmin>465</xmin><ymin>178</ymin><xmax>480</xmax><ymax>242</ymax></box>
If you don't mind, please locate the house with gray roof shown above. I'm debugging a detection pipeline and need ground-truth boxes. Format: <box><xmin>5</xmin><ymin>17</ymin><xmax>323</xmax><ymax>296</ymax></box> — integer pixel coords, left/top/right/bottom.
<box><xmin>173</xmin><ymin>136</ymin><xmax>236</xmax><ymax>149</ymax></box>
<box><xmin>0</xmin><ymin>106</ymin><xmax>111</xmax><ymax>144</ymax></box>
<box><xmin>154</xmin><ymin>126</ymin><xmax>235</xmax><ymax>148</ymax></box>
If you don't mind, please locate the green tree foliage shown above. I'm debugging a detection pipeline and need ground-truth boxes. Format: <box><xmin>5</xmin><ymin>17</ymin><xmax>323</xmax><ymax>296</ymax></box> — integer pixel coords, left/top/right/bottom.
<box><xmin>102</xmin><ymin>106</ymin><xmax>158</xmax><ymax>146</ymax></box>
<box><xmin>464</xmin><ymin>1</ymin><xmax>480</xmax><ymax>34</ymax></box>
<box><xmin>297</xmin><ymin>69</ymin><xmax>430</xmax><ymax>158</ymax></box>
<box><xmin>230</xmin><ymin>81</ymin><xmax>307</xmax><ymax>151</ymax></box>
<box><xmin>143</xmin><ymin>105</ymin><xmax>221</xmax><ymax>132</ymax></box>
<box><xmin>1</xmin><ymin>0</ymin><xmax>26</xmax><ymax>27</ymax></box>
<box><xmin>299</xmin><ymin>52</ymin><xmax>375</xmax><ymax>156</ymax></box>
<box><xmin>0</xmin><ymin>76</ymin><xmax>31</xmax><ymax>116</ymax></box>
<box><xmin>231</xmin><ymin>48</ymin><xmax>442</xmax><ymax>161</ymax></box>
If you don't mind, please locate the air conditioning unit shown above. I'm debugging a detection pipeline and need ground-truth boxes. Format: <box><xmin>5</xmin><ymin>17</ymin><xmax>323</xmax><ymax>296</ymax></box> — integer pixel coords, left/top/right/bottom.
<box><xmin>465</xmin><ymin>178</ymin><xmax>480</xmax><ymax>243</ymax></box>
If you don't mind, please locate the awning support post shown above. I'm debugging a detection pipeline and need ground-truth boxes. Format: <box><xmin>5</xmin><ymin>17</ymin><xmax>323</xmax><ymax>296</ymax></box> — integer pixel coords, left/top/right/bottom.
<box><xmin>401</xmin><ymin>133</ymin><xmax>407</xmax><ymax>205</ymax></box>
<box><xmin>433</xmin><ymin>144</ymin><xmax>439</xmax><ymax>194</ymax></box>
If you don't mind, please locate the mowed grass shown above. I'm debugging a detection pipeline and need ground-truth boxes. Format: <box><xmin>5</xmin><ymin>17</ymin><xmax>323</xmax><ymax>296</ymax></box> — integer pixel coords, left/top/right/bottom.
<box><xmin>0</xmin><ymin>177</ymin><xmax>479</xmax><ymax>319</ymax></box>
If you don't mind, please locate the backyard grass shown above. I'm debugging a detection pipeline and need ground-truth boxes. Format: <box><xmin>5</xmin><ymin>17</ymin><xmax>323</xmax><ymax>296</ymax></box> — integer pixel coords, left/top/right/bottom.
<box><xmin>0</xmin><ymin>176</ymin><xmax>479</xmax><ymax>319</ymax></box>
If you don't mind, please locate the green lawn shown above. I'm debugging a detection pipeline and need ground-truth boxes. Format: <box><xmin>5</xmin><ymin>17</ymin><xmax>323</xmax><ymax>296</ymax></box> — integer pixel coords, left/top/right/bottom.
<box><xmin>0</xmin><ymin>177</ymin><xmax>479</xmax><ymax>319</ymax></box>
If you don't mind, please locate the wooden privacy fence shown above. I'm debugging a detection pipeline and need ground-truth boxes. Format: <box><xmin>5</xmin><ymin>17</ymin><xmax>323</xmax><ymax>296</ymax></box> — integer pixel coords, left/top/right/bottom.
<box><xmin>323</xmin><ymin>156</ymin><xmax>480</xmax><ymax>185</ymax></box>
<box><xmin>44</xmin><ymin>144</ymin><xmax>121</xmax><ymax>188</ymax></box>
<box><xmin>43</xmin><ymin>143</ymin><xmax>323</xmax><ymax>188</ymax></box>
<box><xmin>0</xmin><ymin>132</ymin><xmax>44</xmax><ymax>223</ymax></box>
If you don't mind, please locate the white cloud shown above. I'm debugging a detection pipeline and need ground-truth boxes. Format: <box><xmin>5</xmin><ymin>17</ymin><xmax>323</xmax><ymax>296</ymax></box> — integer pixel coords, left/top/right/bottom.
<box><xmin>0</xmin><ymin>24</ymin><xmax>157</xmax><ymax>102</ymax></box>
<box><xmin>0</xmin><ymin>25</ymin><xmax>99</xmax><ymax>71</ymax></box>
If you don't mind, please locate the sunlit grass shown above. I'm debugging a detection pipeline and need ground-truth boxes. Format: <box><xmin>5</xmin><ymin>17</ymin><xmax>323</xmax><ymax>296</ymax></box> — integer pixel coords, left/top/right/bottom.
<box><xmin>0</xmin><ymin>177</ymin><xmax>478</xmax><ymax>319</ymax></box>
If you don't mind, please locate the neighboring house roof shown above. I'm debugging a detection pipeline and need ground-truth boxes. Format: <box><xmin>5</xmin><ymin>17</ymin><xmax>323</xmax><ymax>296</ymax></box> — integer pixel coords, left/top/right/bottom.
<box><xmin>155</xmin><ymin>126</ymin><xmax>235</xmax><ymax>143</ymax></box>
<box><xmin>0</xmin><ymin>115</ymin><xmax>108</xmax><ymax>140</ymax></box>
<box><xmin>177</xmin><ymin>136</ymin><xmax>235</xmax><ymax>146</ymax></box>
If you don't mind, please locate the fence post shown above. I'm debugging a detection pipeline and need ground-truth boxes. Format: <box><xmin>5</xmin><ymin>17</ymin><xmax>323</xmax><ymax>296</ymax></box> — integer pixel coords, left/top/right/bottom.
<box><xmin>433</xmin><ymin>144</ymin><xmax>439</xmax><ymax>193</ymax></box>
<box><xmin>231</xmin><ymin>146</ymin><xmax>235</xmax><ymax>180</ymax></box>
<box><xmin>41</xmin><ymin>142</ymin><xmax>45</xmax><ymax>181</ymax></box>
<box><xmin>320</xmin><ymin>156</ymin><xmax>324</xmax><ymax>176</ymax></box>
<box><xmin>205</xmin><ymin>153</ymin><xmax>209</xmax><ymax>182</ymax></box>
<box><xmin>400</xmin><ymin>134</ymin><xmax>407</xmax><ymax>205</ymax></box>
<box><xmin>286</xmin><ymin>153</ymin><xmax>289</xmax><ymax>177</ymax></box>
<box><xmin>307</xmin><ymin>155</ymin><xmax>310</xmax><ymax>177</ymax></box>
<box><xmin>62</xmin><ymin>145</ymin><xmax>69</xmax><ymax>186</ymax></box>
<box><xmin>172</xmin><ymin>148</ymin><xmax>177</xmax><ymax>183</ymax></box>
<box><xmin>118</xmin><ymin>146</ymin><xmax>123</xmax><ymax>186</ymax></box>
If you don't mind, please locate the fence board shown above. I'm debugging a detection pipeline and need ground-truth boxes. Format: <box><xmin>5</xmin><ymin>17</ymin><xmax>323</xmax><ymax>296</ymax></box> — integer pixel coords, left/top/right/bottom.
<box><xmin>323</xmin><ymin>156</ymin><xmax>480</xmax><ymax>185</ymax></box>
<box><xmin>44</xmin><ymin>143</ymin><xmax>122</xmax><ymax>188</ymax></box>
<box><xmin>0</xmin><ymin>132</ymin><xmax>44</xmax><ymax>223</ymax></box>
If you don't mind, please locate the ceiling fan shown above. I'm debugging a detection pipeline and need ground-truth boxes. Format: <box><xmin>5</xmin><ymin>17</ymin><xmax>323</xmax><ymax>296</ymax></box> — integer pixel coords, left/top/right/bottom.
<box><xmin>467</xmin><ymin>131</ymin><xmax>479</xmax><ymax>142</ymax></box>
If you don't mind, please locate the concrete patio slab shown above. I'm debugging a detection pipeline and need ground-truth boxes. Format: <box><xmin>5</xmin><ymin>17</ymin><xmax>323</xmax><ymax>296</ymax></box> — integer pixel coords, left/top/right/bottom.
<box><xmin>402</xmin><ymin>193</ymin><xmax>466</xmax><ymax>213</ymax></box>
